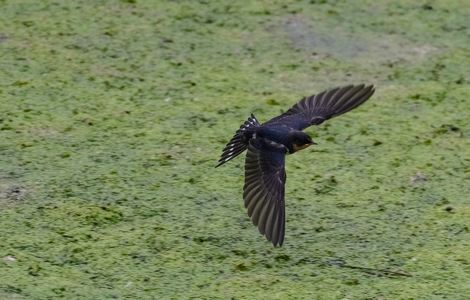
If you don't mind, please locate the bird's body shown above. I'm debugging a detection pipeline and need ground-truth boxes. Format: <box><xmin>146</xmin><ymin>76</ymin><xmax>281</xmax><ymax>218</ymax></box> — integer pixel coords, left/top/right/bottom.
<box><xmin>216</xmin><ymin>84</ymin><xmax>375</xmax><ymax>246</ymax></box>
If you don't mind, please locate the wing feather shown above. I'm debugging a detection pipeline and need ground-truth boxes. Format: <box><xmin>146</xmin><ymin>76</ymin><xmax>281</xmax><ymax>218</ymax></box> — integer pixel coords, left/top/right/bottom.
<box><xmin>243</xmin><ymin>138</ymin><xmax>287</xmax><ymax>247</ymax></box>
<box><xmin>264</xmin><ymin>84</ymin><xmax>375</xmax><ymax>130</ymax></box>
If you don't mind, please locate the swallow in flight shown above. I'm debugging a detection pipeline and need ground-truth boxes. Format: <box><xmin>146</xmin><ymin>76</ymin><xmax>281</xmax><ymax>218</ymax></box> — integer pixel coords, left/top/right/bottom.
<box><xmin>216</xmin><ymin>84</ymin><xmax>375</xmax><ymax>246</ymax></box>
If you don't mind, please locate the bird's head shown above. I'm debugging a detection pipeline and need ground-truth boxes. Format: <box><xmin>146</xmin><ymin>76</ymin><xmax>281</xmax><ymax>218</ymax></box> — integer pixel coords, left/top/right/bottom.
<box><xmin>288</xmin><ymin>131</ymin><xmax>317</xmax><ymax>153</ymax></box>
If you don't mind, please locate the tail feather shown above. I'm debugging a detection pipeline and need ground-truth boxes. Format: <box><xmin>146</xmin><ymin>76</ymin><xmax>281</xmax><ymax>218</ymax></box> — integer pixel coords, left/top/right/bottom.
<box><xmin>216</xmin><ymin>114</ymin><xmax>260</xmax><ymax>167</ymax></box>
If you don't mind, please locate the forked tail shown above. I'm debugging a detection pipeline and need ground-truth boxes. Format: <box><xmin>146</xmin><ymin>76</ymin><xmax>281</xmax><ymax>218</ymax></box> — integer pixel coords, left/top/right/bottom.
<box><xmin>215</xmin><ymin>114</ymin><xmax>260</xmax><ymax>167</ymax></box>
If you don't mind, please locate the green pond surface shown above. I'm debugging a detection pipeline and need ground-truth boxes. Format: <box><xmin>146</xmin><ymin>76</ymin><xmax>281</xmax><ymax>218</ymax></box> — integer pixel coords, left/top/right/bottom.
<box><xmin>1</xmin><ymin>0</ymin><xmax>469</xmax><ymax>299</ymax></box>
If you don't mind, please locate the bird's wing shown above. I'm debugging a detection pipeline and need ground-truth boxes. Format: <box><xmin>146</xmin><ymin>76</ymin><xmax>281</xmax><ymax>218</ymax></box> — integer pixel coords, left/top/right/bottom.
<box><xmin>264</xmin><ymin>84</ymin><xmax>375</xmax><ymax>130</ymax></box>
<box><xmin>243</xmin><ymin>138</ymin><xmax>287</xmax><ymax>247</ymax></box>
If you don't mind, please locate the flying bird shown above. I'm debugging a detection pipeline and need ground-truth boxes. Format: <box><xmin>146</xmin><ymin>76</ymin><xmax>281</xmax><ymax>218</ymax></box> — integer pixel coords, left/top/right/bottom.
<box><xmin>216</xmin><ymin>84</ymin><xmax>375</xmax><ymax>246</ymax></box>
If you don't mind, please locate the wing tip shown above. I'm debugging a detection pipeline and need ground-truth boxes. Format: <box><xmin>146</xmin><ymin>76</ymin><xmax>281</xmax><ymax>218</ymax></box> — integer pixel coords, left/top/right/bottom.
<box><xmin>359</xmin><ymin>83</ymin><xmax>375</xmax><ymax>93</ymax></box>
<box><xmin>271</xmin><ymin>239</ymin><xmax>284</xmax><ymax>247</ymax></box>
<box><xmin>336</xmin><ymin>83</ymin><xmax>374</xmax><ymax>89</ymax></box>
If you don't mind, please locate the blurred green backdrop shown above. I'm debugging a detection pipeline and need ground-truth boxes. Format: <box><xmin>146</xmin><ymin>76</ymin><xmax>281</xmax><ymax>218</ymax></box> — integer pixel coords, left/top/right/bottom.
<box><xmin>1</xmin><ymin>0</ymin><xmax>469</xmax><ymax>299</ymax></box>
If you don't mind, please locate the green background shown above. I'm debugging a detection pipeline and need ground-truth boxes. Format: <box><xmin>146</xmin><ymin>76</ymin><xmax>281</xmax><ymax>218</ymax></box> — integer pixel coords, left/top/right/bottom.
<box><xmin>1</xmin><ymin>0</ymin><xmax>469</xmax><ymax>299</ymax></box>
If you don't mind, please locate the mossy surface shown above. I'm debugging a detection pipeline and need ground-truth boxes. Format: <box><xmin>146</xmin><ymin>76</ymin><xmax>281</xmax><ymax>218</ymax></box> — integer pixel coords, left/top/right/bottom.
<box><xmin>1</xmin><ymin>1</ymin><xmax>469</xmax><ymax>299</ymax></box>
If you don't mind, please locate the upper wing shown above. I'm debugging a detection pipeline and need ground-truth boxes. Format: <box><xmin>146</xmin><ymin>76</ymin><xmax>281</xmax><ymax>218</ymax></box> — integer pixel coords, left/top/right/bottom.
<box><xmin>243</xmin><ymin>138</ymin><xmax>287</xmax><ymax>247</ymax></box>
<box><xmin>264</xmin><ymin>84</ymin><xmax>375</xmax><ymax>130</ymax></box>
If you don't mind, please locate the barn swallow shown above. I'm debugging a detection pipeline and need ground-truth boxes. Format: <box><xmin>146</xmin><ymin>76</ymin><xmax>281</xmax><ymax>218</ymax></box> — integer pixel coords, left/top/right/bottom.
<box><xmin>216</xmin><ymin>84</ymin><xmax>375</xmax><ymax>247</ymax></box>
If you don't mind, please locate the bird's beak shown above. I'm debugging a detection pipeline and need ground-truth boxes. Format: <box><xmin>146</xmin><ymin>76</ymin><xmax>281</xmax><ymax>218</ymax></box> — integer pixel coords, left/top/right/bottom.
<box><xmin>310</xmin><ymin>141</ymin><xmax>318</xmax><ymax>145</ymax></box>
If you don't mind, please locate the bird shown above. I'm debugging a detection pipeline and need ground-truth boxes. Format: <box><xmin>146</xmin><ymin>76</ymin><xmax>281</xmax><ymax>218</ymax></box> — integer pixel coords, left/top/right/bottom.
<box><xmin>216</xmin><ymin>84</ymin><xmax>375</xmax><ymax>247</ymax></box>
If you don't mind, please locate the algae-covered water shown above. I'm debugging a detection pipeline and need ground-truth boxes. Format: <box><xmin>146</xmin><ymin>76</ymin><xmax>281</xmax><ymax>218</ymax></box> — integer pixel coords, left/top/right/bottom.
<box><xmin>1</xmin><ymin>1</ymin><xmax>469</xmax><ymax>299</ymax></box>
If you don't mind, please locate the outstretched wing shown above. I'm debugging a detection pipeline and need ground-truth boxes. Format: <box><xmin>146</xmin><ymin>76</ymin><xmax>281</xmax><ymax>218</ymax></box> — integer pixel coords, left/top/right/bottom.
<box><xmin>264</xmin><ymin>84</ymin><xmax>375</xmax><ymax>130</ymax></box>
<box><xmin>243</xmin><ymin>138</ymin><xmax>287</xmax><ymax>247</ymax></box>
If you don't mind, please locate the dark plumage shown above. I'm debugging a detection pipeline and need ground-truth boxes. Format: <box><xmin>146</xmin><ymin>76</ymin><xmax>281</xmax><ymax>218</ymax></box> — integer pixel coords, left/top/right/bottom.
<box><xmin>216</xmin><ymin>84</ymin><xmax>375</xmax><ymax>246</ymax></box>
